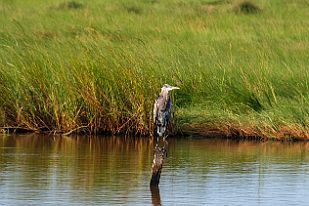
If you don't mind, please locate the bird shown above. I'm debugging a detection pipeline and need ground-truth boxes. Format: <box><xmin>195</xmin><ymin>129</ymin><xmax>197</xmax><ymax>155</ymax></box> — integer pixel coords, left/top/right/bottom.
<box><xmin>153</xmin><ymin>84</ymin><xmax>180</xmax><ymax>143</ymax></box>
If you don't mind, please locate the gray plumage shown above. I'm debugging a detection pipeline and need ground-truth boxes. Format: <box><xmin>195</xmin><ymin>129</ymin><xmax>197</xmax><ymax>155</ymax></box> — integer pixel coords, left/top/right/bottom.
<box><xmin>153</xmin><ymin>84</ymin><xmax>179</xmax><ymax>141</ymax></box>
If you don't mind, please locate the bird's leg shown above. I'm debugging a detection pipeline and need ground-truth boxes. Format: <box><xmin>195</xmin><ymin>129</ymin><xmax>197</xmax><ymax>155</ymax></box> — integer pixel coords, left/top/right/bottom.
<box><xmin>155</xmin><ymin>143</ymin><xmax>159</xmax><ymax>150</ymax></box>
<box><xmin>163</xmin><ymin>134</ymin><xmax>168</xmax><ymax>142</ymax></box>
<box><xmin>163</xmin><ymin>138</ymin><xmax>168</xmax><ymax>158</ymax></box>
<box><xmin>163</xmin><ymin>138</ymin><xmax>168</xmax><ymax>147</ymax></box>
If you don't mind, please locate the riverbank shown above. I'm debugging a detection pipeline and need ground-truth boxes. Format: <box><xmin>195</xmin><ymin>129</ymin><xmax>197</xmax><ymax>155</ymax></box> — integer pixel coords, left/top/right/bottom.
<box><xmin>180</xmin><ymin>123</ymin><xmax>309</xmax><ymax>141</ymax></box>
<box><xmin>0</xmin><ymin>0</ymin><xmax>308</xmax><ymax>140</ymax></box>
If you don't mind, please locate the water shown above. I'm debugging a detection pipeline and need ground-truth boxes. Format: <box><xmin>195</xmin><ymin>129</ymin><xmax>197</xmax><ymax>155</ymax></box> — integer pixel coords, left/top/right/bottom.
<box><xmin>1</xmin><ymin>135</ymin><xmax>309</xmax><ymax>205</ymax></box>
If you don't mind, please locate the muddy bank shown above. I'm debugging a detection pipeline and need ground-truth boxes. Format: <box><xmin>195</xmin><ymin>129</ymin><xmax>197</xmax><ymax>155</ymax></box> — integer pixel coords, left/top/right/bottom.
<box><xmin>2</xmin><ymin>122</ymin><xmax>309</xmax><ymax>142</ymax></box>
<box><xmin>180</xmin><ymin>123</ymin><xmax>309</xmax><ymax>141</ymax></box>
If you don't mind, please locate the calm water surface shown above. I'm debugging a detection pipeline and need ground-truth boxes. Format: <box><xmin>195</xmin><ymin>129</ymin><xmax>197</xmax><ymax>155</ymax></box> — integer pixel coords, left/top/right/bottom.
<box><xmin>1</xmin><ymin>135</ymin><xmax>309</xmax><ymax>205</ymax></box>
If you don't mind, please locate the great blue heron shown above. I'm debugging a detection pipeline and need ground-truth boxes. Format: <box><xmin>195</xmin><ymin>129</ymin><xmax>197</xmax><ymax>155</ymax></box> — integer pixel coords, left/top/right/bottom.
<box><xmin>153</xmin><ymin>84</ymin><xmax>180</xmax><ymax>142</ymax></box>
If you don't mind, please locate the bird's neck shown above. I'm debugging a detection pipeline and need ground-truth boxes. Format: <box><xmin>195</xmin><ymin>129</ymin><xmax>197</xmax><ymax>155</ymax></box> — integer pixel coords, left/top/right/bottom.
<box><xmin>160</xmin><ymin>91</ymin><xmax>170</xmax><ymax>101</ymax></box>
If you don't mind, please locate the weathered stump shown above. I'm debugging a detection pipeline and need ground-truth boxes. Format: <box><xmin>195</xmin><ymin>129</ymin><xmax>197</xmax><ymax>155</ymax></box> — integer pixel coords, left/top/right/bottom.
<box><xmin>150</xmin><ymin>143</ymin><xmax>167</xmax><ymax>186</ymax></box>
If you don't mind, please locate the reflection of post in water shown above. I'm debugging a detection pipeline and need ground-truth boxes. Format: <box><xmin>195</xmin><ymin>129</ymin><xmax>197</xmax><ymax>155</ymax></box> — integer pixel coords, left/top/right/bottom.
<box><xmin>150</xmin><ymin>185</ymin><xmax>162</xmax><ymax>206</ymax></box>
<box><xmin>150</xmin><ymin>140</ymin><xmax>168</xmax><ymax>186</ymax></box>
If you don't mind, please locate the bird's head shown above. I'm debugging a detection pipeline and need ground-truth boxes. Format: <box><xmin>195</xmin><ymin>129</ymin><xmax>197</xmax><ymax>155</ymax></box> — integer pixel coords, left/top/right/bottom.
<box><xmin>161</xmin><ymin>84</ymin><xmax>180</xmax><ymax>92</ymax></box>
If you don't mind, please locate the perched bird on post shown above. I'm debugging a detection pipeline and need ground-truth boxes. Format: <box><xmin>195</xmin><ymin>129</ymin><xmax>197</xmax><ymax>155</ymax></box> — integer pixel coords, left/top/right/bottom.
<box><xmin>153</xmin><ymin>84</ymin><xmax>180</xmax><ymax>142</ymax></box>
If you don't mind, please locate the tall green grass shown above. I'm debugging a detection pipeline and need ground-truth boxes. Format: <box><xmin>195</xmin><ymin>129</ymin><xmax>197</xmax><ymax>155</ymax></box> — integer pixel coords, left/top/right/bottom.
<box><xmin>0</xmin><ymin>0</ymin><xmax>309</xmax><ymax>138</ymax></box>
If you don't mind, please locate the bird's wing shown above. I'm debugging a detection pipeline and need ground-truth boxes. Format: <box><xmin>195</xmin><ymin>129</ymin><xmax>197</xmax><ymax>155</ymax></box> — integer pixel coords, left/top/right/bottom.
<box><xmin>163</xmin><ymin>99</ymin><xmax>172</xmax><ymax>125</ymax></box>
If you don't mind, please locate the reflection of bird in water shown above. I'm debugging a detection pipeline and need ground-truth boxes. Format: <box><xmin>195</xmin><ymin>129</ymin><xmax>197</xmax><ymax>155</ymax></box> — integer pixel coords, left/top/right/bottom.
<box><xmin>153</xmin><ymin>84</ymin><xmax>179</xmax><ymax>143</ymax></box>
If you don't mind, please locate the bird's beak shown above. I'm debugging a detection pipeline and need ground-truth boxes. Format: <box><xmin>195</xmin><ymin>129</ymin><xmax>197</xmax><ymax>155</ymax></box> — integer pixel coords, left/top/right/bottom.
<box><xmin>171</xmin><ymin>86</ymin><xmax>180</xmax><ymax>90</ymax></box>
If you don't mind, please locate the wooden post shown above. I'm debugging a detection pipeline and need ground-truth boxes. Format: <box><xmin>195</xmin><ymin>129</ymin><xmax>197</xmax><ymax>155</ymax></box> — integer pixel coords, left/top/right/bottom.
<box><xmin>150</xmin><ymin>142</ymin><xmax>167</xmax><ymax>186</ymax></box>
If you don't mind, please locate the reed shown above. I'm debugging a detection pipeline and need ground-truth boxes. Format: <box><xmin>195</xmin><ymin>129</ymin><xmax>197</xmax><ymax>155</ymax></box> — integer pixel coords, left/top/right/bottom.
<box><xmin>0</xmin><ymin>0</ymin><xmax>308</xmax><ymax>139</ymax></box>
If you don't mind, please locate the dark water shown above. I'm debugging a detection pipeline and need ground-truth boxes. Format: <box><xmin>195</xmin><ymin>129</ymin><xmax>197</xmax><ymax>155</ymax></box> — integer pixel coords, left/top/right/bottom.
<box><xmin>1</xmin><ymin>135</ymin><xmax>309</xmax><ymax>205</ymax></box>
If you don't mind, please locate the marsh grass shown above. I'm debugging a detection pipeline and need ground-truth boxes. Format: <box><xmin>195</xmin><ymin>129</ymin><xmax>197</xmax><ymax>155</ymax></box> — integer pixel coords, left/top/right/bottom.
<box><xmin>233</xmin><ymin>1</ymin><xmax>262</xmax><ymax>14</ymax></box>
<box><xmin>53</xmin><ymin>1</ymin><xmax>84</xmax><ymax>10</ymax></box>
<box><xmin>0</xmin><ymin>0</ymin><xmax>308</xmax><ymax>139</ymax></box>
